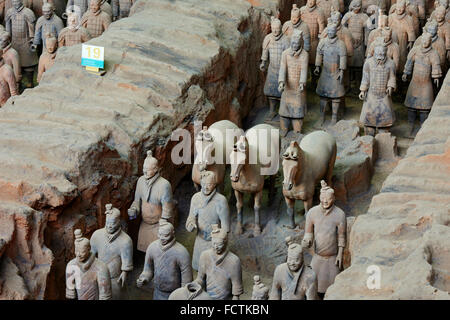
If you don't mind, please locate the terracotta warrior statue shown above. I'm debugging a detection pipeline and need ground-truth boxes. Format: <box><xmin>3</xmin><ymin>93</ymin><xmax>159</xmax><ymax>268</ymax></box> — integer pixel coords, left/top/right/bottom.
<box><xmin>389</xmin><ymin>0</ymin><xmax>421</xmax><ymax>35</ymax></box>
<box><xmin>414</xmin><ymin>20</ymin><xmax>447</xmax><ymax>73</ymax></box>
<box><xmin>278</xmin><ymin>29</ymin><xmax>309</xmax><ymax>136</ymax></box>
<box><xmin>362</xmin><ymin>0</ymin><xmax>388</xmax><ymax>12</ymax></box>
<box><xmin>112</xmin><ymin>0</ymin><xmax>134</xmax><ymax>20</ymax></box>
<box><xmin>433</xmin><ymin>6</ymin><xmax>450</xmax><ymax>62</ymax></box>
<box><xmin>367</xmin><ymin>27</ymin><xmax>400</xmax><ymax>72</ymax></box>
<box><xmin>80</xmin><ymin>0</ymin><xmax>110</xmax><ymax>38</ymax></box>
<box><xmin>0</xmin><ymin>50</ymin><xmax>18</xmax><ymax>106</ymax></box>
<box><xmin>388</xmin><ymin>0</ymin><xmax>416</xmax><ymax>72</ymax></box>
<box><xmin>90</xmin><ymin>204</ymin><xmax>133</xmax><ymax>300</ymax></box>
<box><xmin>128</xmin><ymin>150</ymin><xmax>174</xmax><ymax>253</ymax></box>
<box><xmin>320</xmin><ymin>10</ymin><xmax>353</xmax><ymax>93</ymax></box>
<box><xmin>31</xmin><ymin>2</ymin><xmax>63</xmax><ymax>52</ymax></box>
<box><xmin>430</xmin><ymin>0</ymin><xmax>450</xmax><ymax>22</ymax></box>
<box><xmin>98</xmin><ymin>0</ymin><xmax>113</xmax><ymax>18</ymax></box>
<box><xmin>302</xmin><ymin>181</ymin><xmax>346</xmax><ymax>298</ymax></box>
<box><xmin>282</xmin><ymin>4</ymin><xmax>311</xmax><ymax>52</ymax></box>
<box><xmin>0</xmin><ymin>31</ymin><xmax>21</xmax><ymax>87</ymax></box>
<box><xmin>37</xmin><ymin>32</ymin><xmax>57</xmax><ymax>83</ymax></box>
<box><xmin>365</xmin><ymin>5</ymin><xmax>380</xmax><ymax>39</ymax></box>
<box><xmin>269</xmin><ymin>237</ymin><xmax>318</xmax><ymax>300</ymax></box>
<box><xmin>300</xmin><ymin>0</ymin><xmax>326</xmax><ymax>83</ymax></box>
<box><xmin>58</xmin><ymin>12</ymin><xmax>91</xmax><ymax>47</ymax></box>
<box><xmin>65</xmin><ymin>229</ymin><xmax>112</xmax><ymax>300</ymax></box>
<box><xmin>5</xmin><ymin>0</ymin><xmax>38</xmax><ymax>88</ymax></box>
<box><xmin>359</xmin><ymin>45</ymin><xmax>396</xmax><ymax>136</ymax></box>
<box><xmin>315</xmin><ymin>24</ymin><xmax>347</xmax><ymax>126</ymax></box>
<box><xmin>196</xmin><ymin>225</ymin><xmax>243</xmax><ymax>300</ymax></box>
<box><xmin>402</xmin><ymin>32</ymin><xmax>442</xmax><ymax>135</ymax></box>
<box><xmin>168</xmin><ymin>281</ymin><xmax>212</xmax><ymax>300</ymax></box>
<box><xmin>342</xmin><ymin>0</ymin><xmax>369</xmax><ymax>82</ymax></box>
<box><xmin>260</xmin><ymin>16</ymin><xmax>288</xmax><ymax>121</ymax></box>
<box><xmin>186</xmin><ymin>170</ymin><xmax>230</xmax><ymax>271</ymax></box>
<box><xmin>252</xmin><ymin>275</ymin><xmax>269</xmax><ymax>300</ymax></box>
<box><xmin>137</xmin><ymin>220</ymin><xmax>192</xmax><ymax>300</ymax></box>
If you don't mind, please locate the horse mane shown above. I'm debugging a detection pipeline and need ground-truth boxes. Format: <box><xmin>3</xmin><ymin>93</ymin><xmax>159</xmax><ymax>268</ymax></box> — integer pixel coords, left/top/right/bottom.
<box><xmin>283</xmin><ymin>141</ymin><xmax>302</xmax><ymax>161</ymax></box>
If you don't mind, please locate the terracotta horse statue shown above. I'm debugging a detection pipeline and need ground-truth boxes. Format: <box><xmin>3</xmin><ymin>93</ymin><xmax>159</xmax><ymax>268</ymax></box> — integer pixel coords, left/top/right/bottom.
<box><xmin>229</xmin><ymin>123</ymin><xmax>278</xmax><ymax>236</ymax></box>
<box><xmin>282</xmin><ymin>130</ymin><xmax>337</xmax><ymax>228</ymax></box>
<box><xmin>192</xmin><ymin>120</ymin><xmax>239</xmax><ymax>191</ymax></box>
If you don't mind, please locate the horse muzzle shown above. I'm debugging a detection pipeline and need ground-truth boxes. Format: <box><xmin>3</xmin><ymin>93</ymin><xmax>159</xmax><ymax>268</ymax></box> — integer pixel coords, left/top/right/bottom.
<box><xmin>283</xmin><ymin>182</ymin><xmax>293</xmax><ymax>191</ymax></box>
<box><xmin>230</xmin><ymin>175</ymin><xmax>239</xmax><ymax>182</ymax></box>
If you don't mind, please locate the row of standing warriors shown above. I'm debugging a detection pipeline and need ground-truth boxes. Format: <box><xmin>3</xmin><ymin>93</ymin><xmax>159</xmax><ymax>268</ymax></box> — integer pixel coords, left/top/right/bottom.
<box><xmin>65</xmin><ymin>121</ymin><xmax>343</xmax><ymax>300</ymax></box>
<box><xmin>262</xmin><ymin>0</ymin><xmax>449</xmax><ymax>137</ymax></box>
<box><xmin>0</xmin><ymin>0</ymin><xmax>135</xmax><ymax>106</ymax></box>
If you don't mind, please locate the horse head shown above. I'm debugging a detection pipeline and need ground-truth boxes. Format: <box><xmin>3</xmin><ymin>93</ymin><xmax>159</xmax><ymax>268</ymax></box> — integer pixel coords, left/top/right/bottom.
<box><xmin>194</xmin><ymin>126</ymin><xmax>215</xmax><ymax>172</ymax></box>
<box><xmin>229</xmin><ymin>135</ymin><xmax>248</xmax><ymax>182</ymax></box>
<box><xmin>282</xmin><ymin>141</ymin><xmax>301</xmax><ymax>191</ymax></box>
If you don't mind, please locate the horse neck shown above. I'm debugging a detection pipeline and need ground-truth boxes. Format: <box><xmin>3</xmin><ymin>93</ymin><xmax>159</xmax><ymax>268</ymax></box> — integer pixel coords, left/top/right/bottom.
<box><xmin>294</xmin><ymin>149</ymin><xmax>305</xmax><ymax>185</ymax></box>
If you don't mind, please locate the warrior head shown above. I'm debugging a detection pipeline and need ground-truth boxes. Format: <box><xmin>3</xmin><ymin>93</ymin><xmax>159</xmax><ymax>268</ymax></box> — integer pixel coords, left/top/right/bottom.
<box><xmin>329</xmin><ymin>9</ymin><xmax>342</xmax><ymax>27</ymax></box>
<box><xmin>290</xmin><ymin>29</ymin><xmax>303</xmax><ymax>53</ymax></box>
<box><xmin>396</xmin><ymin>0</ymin><xmax>406</xmax><ymax>15</ymax></box>
<box><xmin>200</xmin><ymin>170</ymin><xmax>216</xmax><ymax>196</ymax></box>
<box><xmin>421</xmin><ymin>32</ymin><xmax>432</xmax><ymax>49</ymax></box>
<box><xmin>67</xmin><ymin>12</ymin><xmax>80</xmax><ymax>30</ymax></box>
<box><xmin>252</xmin><ymin>275</ymin><xmax>269</xmax><ymax>300</ymax></box>
<box><xmin>286</xmin><ymin>236</ymin><xmax>303</xmax><ymax>272</ymax></box>
<box><xmin>382</xmin><ymin>27</ymin><xmax>393</xmax><ymax>44</ymax></box>
<box><xmin>425</xmin><ymin>20</ymin><xmax>438</xmax><ymax>38</ymax></box>
<box><xmin>211</xmin><ymin>224</ymin><xmax>228</xmax><ymax>255</ymax></box>
<box><xmin>374</xmin><ymin>45</ymin><xmax>387</xmax><ymax>64</ymax></box>
<box><xmin>327</xmin><ymin>23</ymin><xmax>338</xmax><ymax>39</ymax></box>
<box><xmin>291</xmin><ymin>4</ymin><xmax>301</xmax><ymax>25</ymax></box>
<box><xmin>158</xmin><ymin>219</ymin><xmax>175</xmax><ymax>246</ymax></box>
<box><xmin>45</xmin><ymin>32</ymin><xmax>58</xmax><ymax>54</ymax></box>
<box><xmin>143</xmin><ymin>150</ymin><xmax>159</xmax><ymax>180</ymax></box>
<box><xmin>271</xmin><ymin>16</ymin><xmax>282</xmax><ymax>37</ymax></box>
<box><xmin>90</xmin><ymin>0</ymin><xmax>101</xmax><ymax>14</ymax></box>
<box><xmin>74</xmin><ymin>229</ymin><xmax>91</xmax><ymax>263</ymax></box>
<box><xmin>12</xmin><ymin>0</ymin><xmax>23</xmax><ymax>11</ymax></box>
<box><xmin>104</xmin><ymin>203</ymin><xmax>121</xmax><ymax>235</ymax></box>
<box><xmin>350</xmin><ymin>0</ymin><xmax>362</xmax><ymax>13</ymax></box>
<box><xmin>319</xmin><ymin>180</ymin><xmax>335</xmax><ymax>210</ymax></box>
<box><xmin>307</xmin><ymin>0</ymin><xmax>316</xmax><ymax>8</ymax></box>
<box><xmin>435</xmin><ymin>5</ymin><xmax>446</xmax><ymax>23</ymax></box>
<box><xmin>0</xmin><ymin>32</ymin><xmax>11</xmax><ymax>50</ymax></box>
<box><xmin>42</xmin><ymin>2</ymin><xmax>54</xmax><ymax>20</ymax></box>
<box><xmin>378</xmin><ymin>14</ymin><xmax>388</xmax><ymax>28</ymax></box>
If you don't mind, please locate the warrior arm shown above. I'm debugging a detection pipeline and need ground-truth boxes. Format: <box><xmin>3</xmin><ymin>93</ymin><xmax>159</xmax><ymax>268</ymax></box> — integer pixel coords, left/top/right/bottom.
<box><xmin>65</xmin><ymin>265</ymin><xmax>77</xmax><ymax>299</ymax></box>
<box><xmin>57</xmin><ymin>31</ymin><xmax>66</xmax><ymax>47</ymax></box>
<box><xmin>268</xmin><ymin>267</ymin><xmax>282</xmax><ymax>300</ymax></box>
<box><xmin>359</xmin><ymin>60</ymin><xmax>370</xmax><ymax>92</ymax></box>
<box><xmin>341</xmin><ymin>12</ymin><xmax>351</xmax><ymax>27</ymax></box>
<box><xmin>305</xmin><ymin>272</ymin><xmax>319</xmax><ymax>300</ymax></box>
<box><xmin>317</xmin><ymin>11</ymin><xmax>326</xmax><ymax>34</ymax></box>
<box><xmin>387</xmin><ymin>61</ymin><xmax>397</xmax><ymax>90</ymax></box>
<box><xmin>217</xmin><ymin>196</ymin><xmax>231</xmax><ymax>233</ymax></box>
<box><xmin>403</xmin><ymin>50</ymin><xmax>415</xmax><ymax>75</ymax></box>
<box><xmin>178</xmin><ymin>248</ymin><xmax>193</xmax><ymax>286</ymax></box>
<box><xmin>302</xmin><ymin>210</ymin><xmax>314</xmax><ymax>247</ymax></box>
<box><xmin>261</xmin><ymin>35</ymin><xmax>271</xmax><ymax>63</ymax></box>
<box><xmin>339</xmin><ymin>42</ymin><xmax>348</xmax><ymax>70</ymax></box>
<box><xmin>195</xmin><ymin>252</ymin><xmax>207</xmax><ymax>288</ymax></box>
<box><xmin>302</xmin><ymin>24</ymin><xmax>311</xmax><ymax>52</ymax></box>
<box><xmin>129</xmin><ymin>178</ymin><xmax>143</xmax><ymax>217</ymax></box>
<box><xmin>5</xmin><ymin>67</ymin><xmax>18</xmax><ymax>96</ymax></box>
<box><xmin>278</xmin><ymin>51</ymin><xmax>287</xmax><ymax>85</ymax></box>
<box><xmin>98</xmin><ymin>265</ymin><xmax>112</xmax><ymax>300</ymax></box>
<box><xmin>431</xmin><ymin>51</ymin><xmax>443</xmax><ymax>79</ymax></box>
<box><xmin>120</xmin><ymin>237</ymin><xmax>134</xmax><ymax>272</ymax></box>
<box><xmin>344</xmin><ymin>33</ymin><xmax>353</xmax><ymax>57</ymax></box>
<box><xmin>300</xmin><ymin>51</ymin><xmax>309</xmax><ymax>85</ymax></box>
<box><xmin>33</xmin><ymin>20</ymin><xmax>42</xmax><ymax>45</ymax></box>
<box><xmin>5</xmin><ymin>13</ymin><xmax>11</xmax><ymax>34</ymax></box>
<box><xmin>230</xmin><ymin>258</ymin><xmax>244</xmax><ymax>298</ymax></box>
<box><xmin>102</xmin><ymin>13</ymin><xmax>112</xmax><ymax>30</ymax></box>
<box><xmin>82</xmin><ymin>28</ymin><xmax>92</xmax><ymax>43</ymax></box>
<box><xmin>141</xmin><ymin>247</ymin><xmax>154</xmax><ymax>281</ymax></box>
<box><xmin>315</xmin><ymin>40</ymin><xmax>324</xmax><ymax>67</ymax></box>
<box><xmin>160</xmin><ymin>181</ymin><xmax>174</xmax><ymax>221</ymax></box>
<box><xmin>11</xmin><ymin>52</ymin><xmax>21</xmax><ymax>82</ymax></box>
<box><xmin>337</xmin><ymin>213</ymin><xmax>347</xmax><ymax>248</ymax></box>
<box><xmin>185</xmin><ymin>196</ymin><xmax>197</xmax><ymax>232</ymax></box>
<box><xmin>406</xmin><ymin>18</ymin><xmax>416</xmax><ymax>43</ymax></box>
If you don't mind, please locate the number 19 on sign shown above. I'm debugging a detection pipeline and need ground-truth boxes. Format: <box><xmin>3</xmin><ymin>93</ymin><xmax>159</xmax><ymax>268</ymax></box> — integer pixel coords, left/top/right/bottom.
<box><xmin>81</xmin><ymin>44</ymin><xmax>105</xmax><ymax>73</ymax></box>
